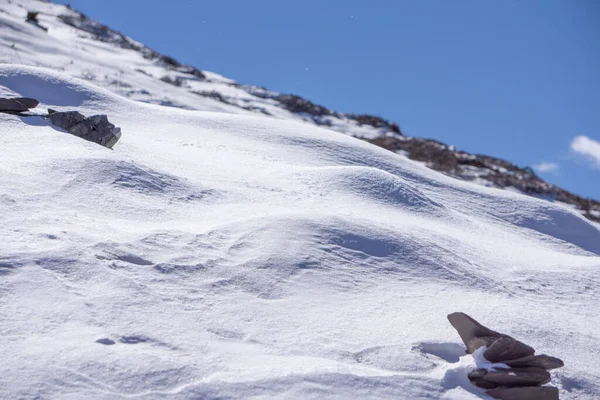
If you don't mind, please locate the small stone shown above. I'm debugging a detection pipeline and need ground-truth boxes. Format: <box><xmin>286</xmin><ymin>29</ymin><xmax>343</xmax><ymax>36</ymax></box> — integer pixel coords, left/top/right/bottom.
<box><xmin>120</xmin><ymin>335</ymin><xmax>148</xmax><ymax>344</ymax></box>
<box><xmin>487</xmin><ymin>386</ymin><xmax>559</xmax><ymax>400</ymax></box>
<box><xmin>96</xmin><ymin>338</ymin><xmax>115</xmax><ymax>345</ymax></box>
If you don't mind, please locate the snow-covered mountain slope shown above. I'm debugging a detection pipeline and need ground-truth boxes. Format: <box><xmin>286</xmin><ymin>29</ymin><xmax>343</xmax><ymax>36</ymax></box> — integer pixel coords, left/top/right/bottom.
<box><xmin>2</xmin><ymin>64</ymin><xmax>600</xmax><ymax>399</ymax></box>
<box><xmin>2</xmin><ymin>0</ymin><xmax>598</xmax><ymax>225</ymax></box>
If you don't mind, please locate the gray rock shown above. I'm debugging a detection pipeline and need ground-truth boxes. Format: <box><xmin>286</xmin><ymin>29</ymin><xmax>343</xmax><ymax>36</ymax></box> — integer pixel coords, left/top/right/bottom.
<box><xmin>48</xmin><ymin>110</ymin><xmax>121</xmax><ymax>149</ymax></box>
<box><xmin>502</xmin><ymin>354</ymin><xmax>564</xmax><ymax>370</ymax></box>
<box><xmin>48</xmin><ymin>109</ymin><xmax>86</xmax><ymax>130</ymax></box>
<box><xmin>0</xmin><ymin>97</ymin><xmax>39</xmax><ymax>112</ymax></box>
<box><xmin>484</xmin><ymin>336</ymin><xmax>535</xmax><ymax>363</ymax></box>
<box><xmin>70</xmin><ymin>115</ymin><xmax>121</xmax><ymax>148</ymax></box>
<box><xmin>487</xmin><ymin>386</ymin><xmax>559</xmax><ymax>400</ymax></box>
<box><xmin>96</xmin><ymin>338</ymin><xmax>115</xmax><ymax>345</ymax></box>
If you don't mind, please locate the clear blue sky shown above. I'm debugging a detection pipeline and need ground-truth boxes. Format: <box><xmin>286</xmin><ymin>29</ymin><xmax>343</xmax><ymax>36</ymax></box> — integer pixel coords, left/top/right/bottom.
<box><xmin>60</xmin><ymin>0</ymin><xmax>600</xmax><ymax>200</ymax></box>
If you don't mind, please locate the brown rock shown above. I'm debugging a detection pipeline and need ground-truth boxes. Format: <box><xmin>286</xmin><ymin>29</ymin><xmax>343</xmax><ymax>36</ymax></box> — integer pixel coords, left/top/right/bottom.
<box><xmin>447</xmin><ymin>312</ymin><xmax>504</xmax><ymax>352</ymax></box>
<box><xmin>484</xmin><ymin>337</ymin><xmax>535</xmax><ymax>363</ymax></box>
<box><xmin>502</xmin><ymin>354</ymin><xmax>564</xmax><ymax>371</ymax></box>
<box><xmin>467</xmin><ymin>336</ymin><xmax>498</xmax><ymax>354</ymax></box>
<box><xmin>0</xmin><ymin>97</ymin><xmax>39</xmax><ymax>112</ymax></box>
<box><xmin>483</xmin><ymin>367</ymin><xmax>551</xmax><ymax>387</ymax></box>
<box><xmin>14</xmin><ymin>97</ymin><xmax>39</xmax><ymax>109</ymax></box>
<box><xmin>467</xmin><ymin>369</ymin><xmax>499</xmax><ymax>389</ymax></box>
<box><xmin>487</xmin><ymin>386</ymin><xmax>559</xmax><ymax>400</ymax></box>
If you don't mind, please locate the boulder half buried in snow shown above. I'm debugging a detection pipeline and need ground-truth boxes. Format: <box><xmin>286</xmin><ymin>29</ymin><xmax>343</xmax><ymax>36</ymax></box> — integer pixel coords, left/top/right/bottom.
<box><xmin>48</xmin><ymin>109</ymin><xmax>121</xmax><ymax>149</ymax></box>
<box><xmin>447</xmin><ymin>312</ymin><xmax>564</xmax><ymax>399</ymax></box>
<box><xmin>486</xmin><ymin>386</ymin><xmax>559</xmax><ymax>400</ymax></box>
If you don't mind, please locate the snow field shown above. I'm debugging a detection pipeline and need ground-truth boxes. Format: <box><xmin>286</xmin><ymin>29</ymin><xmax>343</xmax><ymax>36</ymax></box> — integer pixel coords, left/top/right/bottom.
<box><xmin>1</xmin><ymin>66</ymin><xmax>600</xmax><ymax>399</ymax></box>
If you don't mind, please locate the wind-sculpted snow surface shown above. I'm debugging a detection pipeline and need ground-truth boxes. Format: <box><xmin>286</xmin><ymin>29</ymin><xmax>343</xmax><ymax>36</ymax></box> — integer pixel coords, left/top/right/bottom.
<box><xmin>2</xmin><ymin>0</ymin><xmax>600</xmax><ymax>224</ymax></box>
<box><xmin>1</xmin><ymin>67</ymin><xmax>600</xmax><ymax>399</ymax></box>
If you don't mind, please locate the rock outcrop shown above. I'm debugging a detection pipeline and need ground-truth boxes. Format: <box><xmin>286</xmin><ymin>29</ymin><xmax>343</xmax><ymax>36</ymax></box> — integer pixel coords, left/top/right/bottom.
<box><xmin>369</xmin><ymin>136</ymin><xmax>600</xmax><ymax>224</ymax></box>
<box><xmin>1</xmin><ymin>97</ymin><xmax>120</xmax><ymax>149</ymax></box>
<box><xmin>448</xmin><ymin>312</ymin><xmax>564</xmax><ymax>400</ymax></box>
<box><xmin>48</xmin><ymin>109</ymin><xmax>121</xmax><ymax>149</ymax></box>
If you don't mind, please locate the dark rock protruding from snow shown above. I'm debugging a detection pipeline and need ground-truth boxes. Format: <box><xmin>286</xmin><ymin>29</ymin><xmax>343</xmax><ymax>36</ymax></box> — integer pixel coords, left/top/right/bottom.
<box><xmin>447</xmin><ymin>312</ymin><xmax>564</xmax><ymax>399</ymax></box>
<box><xmin>47</xmin><ymin>110</ymin><xmax>85</xmax><ymax>129</ymax></box>
<box><xmin>468</xmin><ymin>367</ymin><xmax>551</xmax><ymax>388</ymax></box>
<box><xmin>502</xmin><ymin>354</ymin><xmax>564</xmax><ymax>370</ymax></box>
<box><xmin>447</xmin><ymin>312</ymin><xmax>504</xmax><ymax>351</ymax></box>
<box><xmin>95</xmin><ymin>338</ymin><xmax>115</xmax><ymax>345</ymax></box>
<box><xmin>0</xmin><ymin>97</ymin><xmax>40</xmax><ymax>113</ymax></box>
<box><xmin>26</xmin><ymin>11</ymin><xmax>48</xmax><ymax>31</ymax></box>
<box><xmin>484</xmin><ymin>336</ymin><xmax>535</xmax><ymax>363</ymax></box>
<box><xmin>487</xmin><ymin>386</ymin><xmax>559</xmax><ymax>400</ymax></box>
<box><xmin>48</xmin><ymin>109</ymin><xmax>121</xmax><ymax>149</ymax></box>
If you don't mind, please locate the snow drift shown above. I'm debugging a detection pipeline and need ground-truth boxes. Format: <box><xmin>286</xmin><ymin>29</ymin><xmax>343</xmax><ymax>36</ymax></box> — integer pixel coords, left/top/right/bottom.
<box><xmin>1</xmin><ymin>66</ymin><xmax>600</xmax><ymax>399</ymax></box>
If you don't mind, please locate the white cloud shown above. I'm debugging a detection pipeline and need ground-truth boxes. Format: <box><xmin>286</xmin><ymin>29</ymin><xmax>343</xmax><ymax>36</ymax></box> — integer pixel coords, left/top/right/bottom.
<box><xmin>571</xmin><ymin>135</ymin><xmax>600</xmax><ymax>169</ymax></box>
<box><xmin>533</xmin><ymin>162</ymin><xmax>559</xmax><ymax>173</ymax></box>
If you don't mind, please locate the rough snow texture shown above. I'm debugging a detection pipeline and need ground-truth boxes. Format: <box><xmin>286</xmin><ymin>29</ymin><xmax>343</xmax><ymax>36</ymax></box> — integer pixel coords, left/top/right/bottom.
<box><xmin>1</xmin><ymin>65</ymin><xmax>600</xmax><ymax>399</ymax></box>
<box><xmin>1</xmin><ymin>0</ymin><xmax>598</xmax><ymax>225</ymax></box>
<box><xmin>2</xmin><ymin>1</ymin><xmax>600</xmax><ymax>399</ymax></box>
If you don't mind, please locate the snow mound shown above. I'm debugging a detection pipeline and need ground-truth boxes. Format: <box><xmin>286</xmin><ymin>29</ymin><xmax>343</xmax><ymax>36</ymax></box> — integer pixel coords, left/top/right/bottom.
<box><xmin>0</xmin><ymin>65</ymin><xmax>125</xmax><ymax>110</ymax></box>
<box><xmin>299</xmin><ymin>165</ymin><xmax>446</xmax><ymax>213</ymax></box>
<box><xmin>1</xmin><ymin>65</ymin><xmax>600</xmax><ymax>399</ymax></box>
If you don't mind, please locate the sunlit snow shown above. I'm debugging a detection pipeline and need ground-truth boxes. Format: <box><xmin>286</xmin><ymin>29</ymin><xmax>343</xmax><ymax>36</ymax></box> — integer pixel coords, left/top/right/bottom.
<box><xmin>1</xmin><ymin>1</ymin><xmax>600</xmax><ymax>399</ymax></box>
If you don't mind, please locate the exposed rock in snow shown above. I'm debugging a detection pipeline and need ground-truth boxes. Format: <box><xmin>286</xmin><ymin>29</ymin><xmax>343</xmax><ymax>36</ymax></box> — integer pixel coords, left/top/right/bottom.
<box><xmin>468</xmin><ymin>366</ymin><xmax>551</xmax><ymax>388</ymax></box>
<box><xmin>502</xmin><ymin>355</ymin><xmax>565</xmax><ymax>370</ymax></box>
<box><xmin>1</xmin><ymin>62</ymin><xmax>598</xmax><ymax>400</ymax></box>
<box><xmin>484</xmin><ymin>337</ymin><xmax>535</xmax><ymax>363</ymax></box>
<box><xmin>2</xmin><ymin>0</ymin><xmax>598</xmax><ymax>223</ymax></box>
<box><xmin>48</xmin><ymin>108</ymin><xmax>121</xmax><ymax>148</ymax></box>
<box><xmin>26</xmin><ymin>11</ymin><xmax>48</xmax><ymax>31</ymax></box>
<box><xmin>487</xmin><ymin>386</ymin><xmax>559</xmax><ymax>400</ymax></box>
<box><xmin>0</xmin><ymin>96</ymin><xmax>39</xmax><ymax>112</ymax></box>
<box><xmin>1</xmin><ymin>1</ymin><xmax>600</xmax><ymax>399</ymax></box>
<box><xmin>448</xmin><ymin>313</ymin><xmax>564</xmax><ymax>398</ymax></box>
<box><xmin>47</xmin><ymin>109</ymin><xmax>85</xmax><ymax>128</ymax></box>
